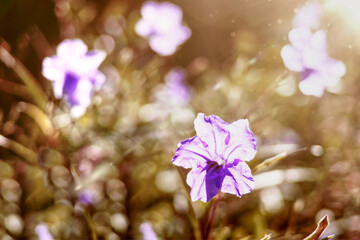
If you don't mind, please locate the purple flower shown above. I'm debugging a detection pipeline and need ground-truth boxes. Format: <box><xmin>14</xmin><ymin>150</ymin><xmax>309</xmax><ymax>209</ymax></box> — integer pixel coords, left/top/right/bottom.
<box><xmin>281</xmin><ymin>27</ymin><xmax>346</xmax><ymax>97</ymax></box>
<box><xmin>78</xmin><ymin>190</ymin><xmax>94</xmax><ymax>205</ymax></box>
<box><xmin>35</xmin><ymin>223</ymin><xmax>54</xmax><ymax>240</ymax></box>
<box><xmin>42</xmin><ymin>39</ymin><xmax>106</xmax><ymax>117</ymax></box>
<box><xmin>155</xmin><ymin>67</ymin><xmax>190</xmax><ymax>105</ymax></box>
<box><xmin>135</xmin><ymin>1</ymin><xmax>191</xmax><ymax>56</ymax></box>
<box><xmin>139</xmin><ymin>222</ymin><xmax>158</xmax><ymax>240</ymax></box>
<box><xmin>293</xmin><ymin>1</ymin><xmax>322</xmax><ymax>29</ymax></box>
<box><xmin>172</xmin><ymin>113</ymin><xmax>256</xmax><ymax>202</ymax></box>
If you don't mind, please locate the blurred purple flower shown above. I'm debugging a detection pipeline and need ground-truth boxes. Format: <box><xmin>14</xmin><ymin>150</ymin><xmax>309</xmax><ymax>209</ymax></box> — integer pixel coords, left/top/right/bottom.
<box><xmin>155</xmin><ymin>67</ymin><xmax>190</xmax><ymax>105</ymax></box>
<box><xmin>135</xmin><ymin>1</ymin><xmax>191</xmax><ymax>56</ymax></box>
<box><xmin>293</xmin><ymin>1</ymin><xmax>322</xmax><ymax>29</ymax></box>
<box><xmin>35</xmin><ymin>223</ymin><xmax>54</xmax><ymax>240</ymax></box>
<box><xmin>172</xmin><ymin>113</ymin><xmax>256</xmax><ymax>202</ymax></box>
<box><xmin>78</xmin><ymin>191</ymin><xmax>94</xmax><ymax>205</ymax></box>
<box><xmin>42</xmin><ymin>39</ymin><xmax>106</xmax><ymax>117</ymax></box>
<box><xmin>77</xmin><ymin>183</ymin><xmax>103</xmax><ymax>205</ymax></box>
<box><xmin>281</xmin><ymin>27</ymin><xmax>346</xmax><ymax>97</ymax></box>
<box><xmin>140</xmin><ymin>222</ymin><xmax>158</xmax><ymax>240</ymax></box>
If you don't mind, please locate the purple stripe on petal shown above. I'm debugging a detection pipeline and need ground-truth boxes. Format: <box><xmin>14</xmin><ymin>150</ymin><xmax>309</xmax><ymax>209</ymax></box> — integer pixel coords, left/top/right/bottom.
<box><xmin>225</xmin><ymin>144</ymin><xmax>243</xmax><ymax>163</ymax></box>
<box><xmin>225</xmin><ymin>132</ymin><xmax>230</xmax><ymax>145</ymax></box>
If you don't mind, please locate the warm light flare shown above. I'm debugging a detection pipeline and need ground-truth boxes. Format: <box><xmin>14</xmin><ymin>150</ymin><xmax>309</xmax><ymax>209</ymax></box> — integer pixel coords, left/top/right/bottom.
<box><xmin>325</xmin><ymin>0</ymin><xmax>360</xmax><ymax>33</ymax></box>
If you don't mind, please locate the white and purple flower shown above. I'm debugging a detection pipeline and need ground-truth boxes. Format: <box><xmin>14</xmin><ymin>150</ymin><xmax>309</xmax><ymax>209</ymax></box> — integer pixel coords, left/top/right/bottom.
<box><xmin>281</xmin><ymin>27</ymin><xmax>346</xmax><ymax>97</ymax></box>
<box><xmin>135</xmin><ymin>1</ymin><xmax>191</xmax><ymax>56</ymax></box>
<box><xmin>155</xmin><ymin>67</ymin><xmax>190</xmax><ymax>106</ymax></box>
<box><xmin>172</xmin><ymin>113</ymin><xmax>256</xmax><ymax>202</ymax></box>
<box><xmin>42</xmin><ymin>39</ymin><xmax>106</xmax><ymax>117</ymax></box>
<box><xmin>139</xmin><ymin>67</ymin><xmax>194</xmax><ymax>124</ymax></box>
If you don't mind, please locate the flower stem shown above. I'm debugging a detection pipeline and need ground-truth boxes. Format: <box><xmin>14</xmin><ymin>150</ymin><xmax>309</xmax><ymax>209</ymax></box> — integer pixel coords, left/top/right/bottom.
<box><xmin>176</xmin><ymin>168</ymin><xmax>202</xmax><ymax>240</ymax></box>
<box><xmin>70</xmin><ymin>167</ymin><xmax>97</xmax><ymax>240</ymax></box>
<box><xmin>86</xmin><ymin>211</ymin><xmax>97</xmax><ymax>240</ymax></box>
<box><xmin>204</xmin><ymin>193</ymin><xmax>221</xmax><ymax>240</ymax></box>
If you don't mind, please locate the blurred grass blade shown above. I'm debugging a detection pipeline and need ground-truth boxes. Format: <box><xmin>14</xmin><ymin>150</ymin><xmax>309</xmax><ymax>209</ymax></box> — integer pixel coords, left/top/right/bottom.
<box><xmin>260</xmin><ymin>233</ymin><xmax>272</xmax><ymax>240</ymax></box>
<box><xmin>0</xmin><ymin>41</ymin><xmax>47</xmax><ymax>111</ymax></box>
<box><xmin>253</xmin><ymin>147</ymin><xmax>307</xmax><ymax>173</ymax></box>
<box><xmin>0</xmin><ymin>134</ymin><xmax>37</xmax><ymax>164</ymax></box>
<box><xmin>253</xmin><ymin>152</ymin><xmax>287</xmax><ymax>173</ymax></box>
<box><xmin>304</xmin><ymin>215</ymin><xmax>331</xmax><ymax>240</ymax></box>
<box><xmin>17</xmin><ymin>102</ymin><xmax>55</xmax><ymax>137</ymax></box>
<box><xmin>74</xmin><ymin>163</ymin><xmax>114</xmax><ymax>191</ymax></box>
<box><xmin>0</xmin><ymin>78</ymin><xmax>32</xmax><ymax>100</ymax></box>
<box><xmin>321</xmin><ymin>235</ymin><xmax>335</xmax><ymax>240</ymax></box>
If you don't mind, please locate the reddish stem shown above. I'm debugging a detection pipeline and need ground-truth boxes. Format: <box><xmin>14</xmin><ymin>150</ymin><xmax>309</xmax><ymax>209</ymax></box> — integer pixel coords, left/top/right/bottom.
<box><xmin>204</xmin><ymin>194</ymin><xmax>221</xmax><ymax>240</ymax></box>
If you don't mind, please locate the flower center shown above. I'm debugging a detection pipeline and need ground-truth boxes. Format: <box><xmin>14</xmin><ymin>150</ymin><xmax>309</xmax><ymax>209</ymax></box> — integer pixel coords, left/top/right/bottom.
<box><xmin>220</xmin><ymin>159</ymin><xmax>225</xmax><ymax>166</ymax></box>
<box><xmin>300</xmin><ymin>68</ymin><xmax>315</xmax><ymax>80</ymax></box>
<box><xmin>215</xmin><ymin>155</ymin><xmax>226</xmax><ymax>166</ymax></box>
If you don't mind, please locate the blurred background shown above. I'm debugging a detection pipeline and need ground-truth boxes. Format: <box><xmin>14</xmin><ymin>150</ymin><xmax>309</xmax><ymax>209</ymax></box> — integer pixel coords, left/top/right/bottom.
<box><xmin>0</xmin><ymin>0</ymin><xmax>359</xmax><ymax>239</ymax></box>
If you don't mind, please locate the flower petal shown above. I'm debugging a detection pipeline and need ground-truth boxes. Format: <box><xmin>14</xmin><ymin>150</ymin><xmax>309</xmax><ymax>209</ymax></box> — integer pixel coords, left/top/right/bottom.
<box><xmin>141</xmin><ymin>1</ymin><xmax>159</xmax><ymax>23</ymax></box>
<box><xmin>42</xmin><ymin>56</ymin><xmax>66</xmax><ymax>82</ymax></box>
<box><xmin>92</xmin><ymin>70</ymin><xmax>106</xmax><ymax>87</ymax></box>
<box><xmin>135</xmin><ymin>19</ymin><xmax>153</xmax><ymax>37</ymax></box>
<box><xmin>84</xmin><ymin>50</ymin><xmax>107</xmax><ymax>69</ymax></box>
<box><xmin>70</xmin><ymin>105</ymin><xmax>87</xmax><ymax>118</ymax></box>
<box><xmin>321</xmin><ymin>58</ymin><xmax>346</xmax><ymax>87</ymax></box>
<box><xmin>310</xmin><ymin>30</ymin><xmax>327</xmax><ymax>54</ymax></box>
<box><xmin>149</xmin><ymin>35</ymin><xmax>178</xmax><ymax>56</ymax></box>
<box><xmin>164</xmin><ymin>68</ymin><xmax>190</xmax><ymax>105</ymax></box>
<box><xmin>174</xmin><ymin>25</ymin><xmax>191</xmax><ymax>45</ymax></box>
<box><xmin>157</xmin><ymin>2</ymin><xmax>183</xmax><ymax>26</ymax></box>
<box><xmin>52</xmin><ymin>77</ymin><xmax>65</xmax><ymax>99</ymax></box>
<box><xmin>224</xmin><ymin>119</ymin><xmax>256</xmax><ymax>163</ymax></box>
<box><xmin>172</xmin><ymin>136</ymin><xmax>211</xmax><ymax>169</ymax></box>
<box><xmin>69</xmin><ymin>50</ymin><xmax>106</xmax><ymax>76</ymax></box>
<box><xmin>298</xmin><ymin>72</ymin><xmax>325</xmax><ymax>97</ymax></box>
<box><xmin>141</xmin><ymin>1</ymin><xmax>182</xmax><ymax>34</ymax></box>
<box><xmin>194</xmin><ymin>113</ymin><xmax>229</xmax><ymax>160</ymax></box>
<box><xmin>68</xmin><ymin>78</ymin><xmax>94</xmax><ymax>118</ymax></box>
<box><xmin>187</xmin><ymin>167</ymin><xmax>208</xmax><ymax>202</ymax></box>
<box><xmin>292</xmin><ymin>1</ymin><xmax>322</xmax><ymax>29</ymax></box>
<box><xmin>281</xmin><ymin>45</ymin><xmax>304</xmax><ymax>72</ymax></box>
<box><xmin>221</xmin><ymin>162</ymin><xmax>255</xmax><ymax>197</ymax></box>
<box><xmin>140</xmin><ymin>222</ymin><xmax>158</xmax><ymax>240</ymax></box>
<box><xmin>66</xmin><ymin>78</ymin><xmax>93</xmax><ymax>108</ymax></box>
<box><xmin>186</xmin><ymin>164</ymin><xmax>223</xmax><ymax>202</ymax></box>
<box><xmin>56</xmin><ymin>39</ymin><xmax>88</xmax><ymax>59</ymax></box>
<box><xmin>152</xmin><ymin>2</ymin><xmax>183</xmax><ymax>34</ymax></box>
<box><xmin>35</xmin><ymin>223</ymin><xmax>54</xmax><ymax>240</ymax></box>
<box><xmin>302</xmin><ymin>30</ymin><xmax>328</xmax><ymax>69</ymax></box>
<box><xmin>288</xmin><ymin>27</ymin><xmax>313</xmax><ymax>50</ymax></box>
